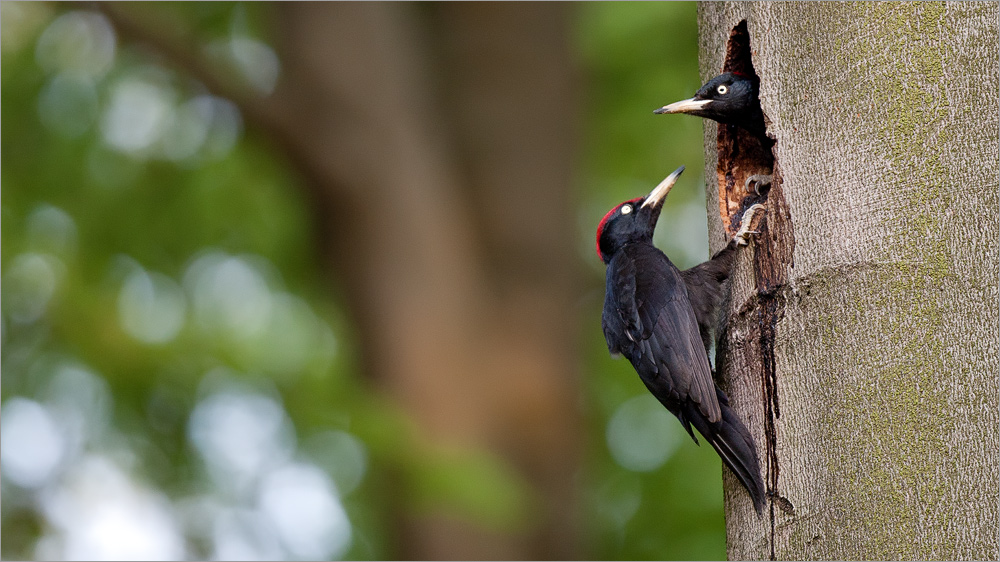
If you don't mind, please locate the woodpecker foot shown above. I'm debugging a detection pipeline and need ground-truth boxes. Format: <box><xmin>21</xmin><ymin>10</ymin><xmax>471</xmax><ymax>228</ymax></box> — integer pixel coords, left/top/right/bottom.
<box><xmin>744</xmin><ymin>174</ymin><xmax>773</xmax><ymax>195</ymax></box>
<box><xmin>735</xmin><ymin>204</ymin><xmax>765</xmax><ymax>246</ymax></box>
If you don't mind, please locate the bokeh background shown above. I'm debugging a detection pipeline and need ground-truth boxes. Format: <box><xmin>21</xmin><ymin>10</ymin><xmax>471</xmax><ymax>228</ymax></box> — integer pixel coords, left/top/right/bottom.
<box><xmin>1</xmin><ymin>3</ymin><xmax>726</xmax><ymax>560</ymax></box>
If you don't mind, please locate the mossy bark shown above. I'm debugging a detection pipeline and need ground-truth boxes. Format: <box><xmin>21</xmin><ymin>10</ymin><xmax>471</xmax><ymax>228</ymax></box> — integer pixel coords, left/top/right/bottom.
<box><xmin>698</xmin><ymin>2</ymin><xmax>999</xmax><ymax>559</ymax></box>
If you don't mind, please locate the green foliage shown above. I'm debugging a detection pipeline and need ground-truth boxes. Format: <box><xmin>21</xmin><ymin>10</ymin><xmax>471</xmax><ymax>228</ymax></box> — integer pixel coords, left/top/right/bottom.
<box><xmin>2</xmin><ymin>2</ymin><xmax>724</xmax><ymax>560</ymax></box>
<box><xmin>2</xmin><ymin>4</ymin><xmax>384</xmax><ymax>559</ymax></box>
<box><xmin>409</xmin><ymin>445</ymin><xmax>535</xmax><ymax>532</ymax></box>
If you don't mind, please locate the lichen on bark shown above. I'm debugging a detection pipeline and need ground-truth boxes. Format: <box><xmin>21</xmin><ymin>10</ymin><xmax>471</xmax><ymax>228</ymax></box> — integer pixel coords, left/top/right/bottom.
<box><xmin>699</xmin><ymin>2</ymin><xmax>999</xmax><ymax>560</ymax></box>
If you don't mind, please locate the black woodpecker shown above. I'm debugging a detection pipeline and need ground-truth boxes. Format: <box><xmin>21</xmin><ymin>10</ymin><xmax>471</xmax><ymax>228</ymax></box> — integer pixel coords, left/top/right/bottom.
<box><xmin>655</xmin><ymin>72</ymin><xmax>766</xmax><ymax>139</ymax></box>
<box><xmin>655</xmin><ymin>72</ymin><xmax>772</xmax><ymax>193</ymax></box>
<box><xmin>596</xmin><ymin>166</ymin><xmax>765</xmax><ymax>513</ymax></box>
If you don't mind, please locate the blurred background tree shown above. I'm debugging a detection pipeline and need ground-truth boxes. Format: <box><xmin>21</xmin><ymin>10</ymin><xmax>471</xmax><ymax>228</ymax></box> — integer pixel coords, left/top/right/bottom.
<box><xmin>1</xmin><ymin>2</ymin><xmax>726</xmax><ymax>560</ymax></box>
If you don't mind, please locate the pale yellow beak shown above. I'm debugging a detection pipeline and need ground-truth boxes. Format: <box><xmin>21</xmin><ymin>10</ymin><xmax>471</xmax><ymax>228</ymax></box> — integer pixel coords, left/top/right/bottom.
<box><xmin>641</xmin><ymin>166</ymin><xmax>685</xmax><ymax>209</ymax></box>
<box><xmin>654</xmin><ymin>98</ymin><xmax>712</xmax><ymax>114</ymax></box>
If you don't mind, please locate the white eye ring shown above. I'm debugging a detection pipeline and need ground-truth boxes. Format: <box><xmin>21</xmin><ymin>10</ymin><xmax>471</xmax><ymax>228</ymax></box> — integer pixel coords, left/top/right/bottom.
<box><xmin>621</xmin><ymin>204</ymin><xmax>633</xmax><ymax>215</ymax></box>
<box><xmin>717</xmin><ymin>84</ymin><xmax>728</xmax><ymax>95</ymax></box>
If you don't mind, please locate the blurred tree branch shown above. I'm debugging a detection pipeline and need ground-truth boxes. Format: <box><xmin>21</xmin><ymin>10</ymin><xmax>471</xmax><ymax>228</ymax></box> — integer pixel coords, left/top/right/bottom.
<box><xmin>90</xmin><ymin>2</ymin><xmax>582</xmax><ymax>558</ymax></box>
<box><xmin>94</xmin><ymin>2</ymin><xmax>290</xmax><ymax>140</ymax></box>
<box><xmin>92</xmin><ymin>1</ymin><xmax>350</xmax><ymax>262</ymax></box>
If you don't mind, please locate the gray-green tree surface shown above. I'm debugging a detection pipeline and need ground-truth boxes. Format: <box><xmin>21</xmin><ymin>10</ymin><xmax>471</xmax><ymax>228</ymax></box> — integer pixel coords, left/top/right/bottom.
<box><xmin>698</xmin><ymin>2</ymin><xmax>999</xmax><ymax>559</ymax></box>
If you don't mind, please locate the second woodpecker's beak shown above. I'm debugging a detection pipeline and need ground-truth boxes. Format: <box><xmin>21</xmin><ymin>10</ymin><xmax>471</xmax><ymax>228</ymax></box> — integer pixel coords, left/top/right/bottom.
<box><xmin>654</xmin><ymin>98</ymin><xmax>712</xmax><ymax>115</ymax></box>
<box><xmin>641</xmin><ymin>166</ymin><xmax>685</xmax><ymax>210</ymax></box>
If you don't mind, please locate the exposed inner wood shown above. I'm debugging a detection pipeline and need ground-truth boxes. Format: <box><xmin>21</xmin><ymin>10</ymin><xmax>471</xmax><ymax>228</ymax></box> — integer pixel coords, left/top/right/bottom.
<box><xmin>715</xmin><ymin>19</ymin><xmax>796</xmax><ymax>561</ymax></box>
<box><xmin>715</xmin><ymin>20</ymin><xmax>774</xmax><ymax>237</ymax></box>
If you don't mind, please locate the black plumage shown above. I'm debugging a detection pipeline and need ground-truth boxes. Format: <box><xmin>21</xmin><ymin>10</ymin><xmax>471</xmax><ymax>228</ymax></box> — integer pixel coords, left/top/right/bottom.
<box><xmin>654</xmin><ymin>72</ymin><xmax>768</xmax><ymax>140</ymax></box>
<box><xmin>656</xmin><ymin>72</ymin><xmax>775</xmax><ymax>195</ymax></box>
<box><xmin>596</xmin><ymin>166</ymin><xmax>765</xmax><ymax>513</ymax></box>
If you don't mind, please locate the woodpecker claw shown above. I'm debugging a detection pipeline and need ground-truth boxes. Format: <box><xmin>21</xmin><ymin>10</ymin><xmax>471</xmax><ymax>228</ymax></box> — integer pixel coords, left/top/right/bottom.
<box><xmin>744</xmin><ymin>174</ymin><xmax>773</xmax><ymax>195</ymax></box>
<box><xmin>735</xmin><ymin>204</ymin><xmax>765</xmax><ymax>246</ymax></box>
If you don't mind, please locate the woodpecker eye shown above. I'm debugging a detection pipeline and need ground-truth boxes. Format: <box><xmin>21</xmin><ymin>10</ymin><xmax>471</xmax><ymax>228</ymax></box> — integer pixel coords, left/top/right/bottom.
<box><xmin>717</xmin><ymin>84</ymin><xmax>728</xmax><ymax>95</ymax></box>
<box><xmin>621</xmin><ymin>204</ymin><xmax>633</xmax><ymax>215</ymax></box>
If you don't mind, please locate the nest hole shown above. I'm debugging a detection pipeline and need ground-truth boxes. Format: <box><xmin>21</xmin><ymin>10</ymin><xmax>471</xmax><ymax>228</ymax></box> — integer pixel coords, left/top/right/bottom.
<box><xmin>716</xmin><ymin>20</ymin><xmax>775</xmax><ymax>236</ymax></box>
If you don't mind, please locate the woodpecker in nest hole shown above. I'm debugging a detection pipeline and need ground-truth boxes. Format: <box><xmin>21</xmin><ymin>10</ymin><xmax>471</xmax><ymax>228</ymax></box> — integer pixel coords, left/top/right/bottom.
<box><xmin>656</xmin><ymin>73</ymin><xmax>773</xmax><ymax>195</ymax></box>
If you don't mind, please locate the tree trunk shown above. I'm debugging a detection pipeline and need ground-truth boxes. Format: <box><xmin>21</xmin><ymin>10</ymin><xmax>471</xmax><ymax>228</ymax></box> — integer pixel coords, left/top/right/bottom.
<box><xmin>698</xmin><ymin>2</ymin><xmax>999</xmax><ymax>559</ymax></box>
<box><xmin>271</xmin><ymin>4</ymin><xmax>580</xmax><ymax>559</ymax></box>
<box><xmin>100</xmin><ymin>3</ymin><xmax>580</xmax><ymax>559</ymax></box>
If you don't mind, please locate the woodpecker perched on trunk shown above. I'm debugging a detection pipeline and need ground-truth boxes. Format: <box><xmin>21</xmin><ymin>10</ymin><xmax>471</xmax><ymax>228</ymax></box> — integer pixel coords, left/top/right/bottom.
<box><xmin>596</xmin><ymin>166</ymin><xmax>765</xmax><ymax>513</ymax></box>
<box><xmin>655</xmin><ymin>73</ymin><xmax>773</xmax><ymax>194</ymax></box>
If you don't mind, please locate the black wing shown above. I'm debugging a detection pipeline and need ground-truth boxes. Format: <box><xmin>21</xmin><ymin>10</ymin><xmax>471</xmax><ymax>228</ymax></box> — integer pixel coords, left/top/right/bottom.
<box><xmin>603</xmin><ymin>244</ymin><xmax>765</xmax><ymax>512</ymax></box>
<box><xmin>602</xmin><ymin>244</ymin><xmax>721</xmax><ymax>425</ymax></box>
<box><xmin>680</xmin><ymin>240</ymin><xmax>737</xmax><ymax>352</ymax></box>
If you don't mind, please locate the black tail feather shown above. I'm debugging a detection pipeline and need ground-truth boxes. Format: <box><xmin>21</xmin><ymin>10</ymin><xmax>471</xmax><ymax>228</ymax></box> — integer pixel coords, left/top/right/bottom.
<box><xmin>687</xmin><ymin>393</ymin><xmax>766</xmax><ymax>514</ymax></box>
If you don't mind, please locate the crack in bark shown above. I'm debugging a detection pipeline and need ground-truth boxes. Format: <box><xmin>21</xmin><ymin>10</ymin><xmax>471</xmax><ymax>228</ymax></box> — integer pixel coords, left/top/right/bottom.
<box><xmin>757</xmin><ymin>290</ymin><xmax>783</xmax><ymax>560</ymax></box>
<box><xmin>750</xmin><ymin>161</ymin><xmax>795</xmax><ymax>560</ymax></box>
<box><xmin>717</xmin><ymin>20</ymin><xmax>795</xmax><ymax>560</ymax></box>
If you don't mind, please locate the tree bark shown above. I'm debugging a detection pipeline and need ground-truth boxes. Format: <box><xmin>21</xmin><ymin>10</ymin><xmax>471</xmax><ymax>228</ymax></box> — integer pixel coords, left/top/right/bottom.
<box><xmin>699</xmin><ymin>2</ymin><xmax>999</xmax><ymax>559</ymax></box>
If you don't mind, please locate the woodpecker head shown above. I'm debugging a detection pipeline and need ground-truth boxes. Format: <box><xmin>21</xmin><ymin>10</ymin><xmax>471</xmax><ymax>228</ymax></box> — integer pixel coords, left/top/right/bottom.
<box><xmin>595</xmin><ymin>166</ymin><xmax>684</xmax><ymax>264</ymax></box>
<box><xmin>654</xmin><ymin>72</ymin><xmax>764</xmax><ymax>136</ymax></box>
